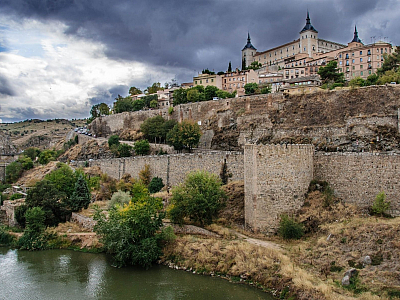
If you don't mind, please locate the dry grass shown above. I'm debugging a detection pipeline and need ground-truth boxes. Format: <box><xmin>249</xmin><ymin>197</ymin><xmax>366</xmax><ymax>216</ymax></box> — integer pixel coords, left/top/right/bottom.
<box><xmin>53</xmin><ymin>221</ymin><xmax>90</xmax><ymax>234</ymax></box>
<box><xmin>79</xmin><ymin>200</ymin><xmax>109</xmax><ymax>217</ymax></box>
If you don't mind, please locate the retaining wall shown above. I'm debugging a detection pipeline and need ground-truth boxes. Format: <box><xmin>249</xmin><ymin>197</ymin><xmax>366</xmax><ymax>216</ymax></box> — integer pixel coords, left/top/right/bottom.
<box><xmin>314</xmin><ymin>152</ymin><xmax>400</xmax><ymax>215</ymax></box>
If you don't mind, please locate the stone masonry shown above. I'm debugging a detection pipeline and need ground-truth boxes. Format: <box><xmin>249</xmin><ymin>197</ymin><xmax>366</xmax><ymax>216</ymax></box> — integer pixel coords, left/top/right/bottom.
<box><xmin>244</xmin><ymin>144</ymin><xmax>314</xmax><ymax>233</ymax></box>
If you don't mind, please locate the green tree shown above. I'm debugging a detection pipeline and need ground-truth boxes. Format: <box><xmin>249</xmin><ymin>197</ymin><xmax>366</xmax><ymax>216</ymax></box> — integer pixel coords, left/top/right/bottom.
<box><xmin>118</xmin><ymin>143</ymin><xmax>132</xmax><ymax>157</ymax></box>
<box><xmin>371</xmin><ymin>191</ymin><xmax>390</xmax><ymax>217</ymax></box>
<box><xmin>94</xmin><ymin>193</ymin><xmax>166</xmax><ymax>268</ymax></box>
<box><xmin>134</xmin><ymin>139</ymin><xmax>150</xmax><ymax>156</ymax></box>
<box><xmin>216</xmin><ymin>90</ymin><xmax>236</xmax><ymax>99</ymax></box>
<box><xmin>204</xmin><ymin>85</ymin><xmax>219</xmax><ymax>100</ymax></box>
<box><xmin>202</xmin><ymin>68</ymin><xmax>215</xmax><ymax>75</ymax></box>
<box><xmin>365</xmin><ymin>73</ymin><xmax>379</xmax><ymax>86</ymax></box>
<box><xmin>244</xmin><ymin>83</ymin><xmax>258</xmax><ymax>94</ymax></box>
<box><xmin>148</xmin><ymin>177</ymin><xmax>164</xmax><ymax>194</ymax></box>
<box><xmin>318</xmin><ymin>61</ymin><xmax>344</xmax><ymax>83</ymax></box>
<box><xmin>140</xmin><ymin>116</ymin><xmax>165</xmax><ymax>143</ymax></box>
<box><xmin>377</xmin><ymin>70</ymin><xmax>400</xmax><ymax>85</ymax></box>
<box><xmin>108</xmin><ymin>135</ymin><xmax>120</xmax><ymax>147</ymax></box>
<box><xmin>260</xmin><ymin>85</ymin><xmax>271</xmax><ymax>94</ymax></box>
<box><xmin>25</xmin><ymin>180</ymin><xmax>70</xmax><ymax>227</ymax></box>
<box><xmin>146</xmin><ymin>82</ymin><xmax>163</xmax><ymax>94</ymax></box>
<box><xmin>17</xmin><ymin>207</ymin><xmax>49</xmax><ymax>250</ymax></box>
<box><xmin>66</xmin><ymin>174</ymin><xmax>91</xmax><ymax>212</ymax></box>
<box><xmin>150</xmin><ymin>99</ymin><xmax>158</xmax><ymax>108</ymax></box>
<box><xmin>349</xmin><ymin>76</ymin><xmax>366</xmax><ymax>87</ymax></box>
<box><xmin>377</xmin><ymin>47</ymin><xmax>400</xmax><ymax>76</ymax></box>
<box><xmin>45</xmin><ymin>163</ymin><xmax>77</xmax><ymax>198</ymax></box>
<box><xmin>166</xmin><ymin>121</ymin><xmax>201</xmax><ymax>152</ymax></box>
<box><xmin>129</xmin><ymin>86</ymin><xmax>143</xmax><ymax>96</ymax></box>
<box><xmin>5</xmin><ymin>161</ymin><xmax>23</xmax><ymax>183</ymax></box>
<box><xmin>172</xmin><ymin>88</ymin><xmax>188</xmax><ymax>105</ymax></box>
<box><xmin>168</xmin><ymin>170</ymin><xmax>226</xmax><ymax>226</ymax></box>
<box><xmin>114</xmin><ymin>96</ymin><xmax>134</xmax><ymax>113</ymax></box>
<box><xmin>187</xmin><ymin>89</ymin><xmax>200</xmax><ymax>103</ymax></box>
<box><xmin>38</xmin><ymin>150</ymin><xmax>58</xmax><ymax>165</ymax></box>
<box><xmin>247</xmin><ymin>61</ymin><xmax>262</xmax><ymax>70</ymax></box>
<box><xmin>132</xmin><ymin>99</ymin><xmax>146</xmax><ymax>111</ymax></box>
<box><xmin>23</xmin><ymin>147</ymin><xmax>41</xmax><ymax>161</ymax></box>
<box><xmin>90</xmin><ymin>103</ymin><xmax>110</xmax><ymax>120</ymax></box>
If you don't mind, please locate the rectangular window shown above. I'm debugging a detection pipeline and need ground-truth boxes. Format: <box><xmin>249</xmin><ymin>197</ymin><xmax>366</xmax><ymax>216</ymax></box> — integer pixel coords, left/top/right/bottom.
<box><xmin>200</xmin><ymin>80</ymin><xmax>202</xmax><ymax>84</ymax></box>
<box><xmin>360</xmin><ymin>71</ymin><xmax>363</xmax><ymax>76</ymax></box>
<box><xmin>360</xmin><ymin>51</ymin><xmax>362</xmax><ymax>55</ymax></box>
<box><xmin>352</xmin><ymin>59</ymin><xmax>355</xmax><ymax>63</ymax></box>
<box><xmin>360</xmin><ymin>65</ymin><xmax>363</xmax><ymax>69</ymax></box>
<box><xmin>352</xmin><ymin>66</ymin><xmax>355</xmax><ymax>70</ymax></box>
<box><xmin>360</xmin><ymin>58</ymin><xmax>363</xmax><ymax>62</ymax></box>
<box><xmin>206</xmin><ymin>79</ymin><xmax>208</xmax><ymax>83</ymax></box>
<box><xmin>195</xmin><ymin>81</ymin><xmax>197</xmax><ymax>84</ymax></box>
<box><xmin>211</xmin><ymin>79</ymin><xmax>214</xmax><ymax>82</ymax></box>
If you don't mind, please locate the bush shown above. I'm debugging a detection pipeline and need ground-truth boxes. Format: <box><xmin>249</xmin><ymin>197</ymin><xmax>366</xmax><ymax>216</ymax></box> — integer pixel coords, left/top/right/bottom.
<box><xmin>38</xmin><ymin>150</ymin><xmax>58</xmax><ymax>165</ymax></box>
<box><xmin>134</xmin><ymin>139</ymin><xmax>150</xmax><ymax>156</ymax></box>
<box><xmin>139</xmin><ymin>164</ymin><xmax>151</xmax><ymax>186</ymax></box>
<box><xmin>148</xmin><ymin>177</ymin><xmax>164</xmax><ymax>193</ymax></box>
<box><xmin>94</xmin><ymin>193</ymin><xmax>166</xmax><ymax>268</ymax></box>
<box><xmin>10</xmin><ymin>193</ymin><xmax>22</xmax><ymax>200</ymax></box>
<box><xmin>0</xmin><ymin>226</ymin><xmax>15</xmax><ymax>246</ymax></box>
<box><xmin>371</xmin><ymin>191</ymin><xmax>390</xmax><ymax>217</ymax></box>
<box><xmin>15</xmin><ymin>204</ymin><xmax>28</xmax><ymax>227</ymax></box>
<box><xmin>278</xmin><ymin>215</ymin><xmax>304</xmax><ymax>240</ymax></box>
<box><xmin>118</xmin><ymin>143</ymin><xmax>132</xmax><ymax>157</ymax></box>
<box><xmin>5</xmin><ymin>161</ymin><xmax>23</xmax><ymax>183</ymax></box>
<box><xmin>109</xmin><ymin>190</ymin><xmax>131</xmax><ymax>208</ymax></box>
<box><xmin>108</xmin><ymin>135</ymin><xmax>120</xmax><ymax>147</ymax></box>
<box><xmin>168</xmin><ymin>170</ymin><xmax>226</xmax><ymax>226</ymax></box>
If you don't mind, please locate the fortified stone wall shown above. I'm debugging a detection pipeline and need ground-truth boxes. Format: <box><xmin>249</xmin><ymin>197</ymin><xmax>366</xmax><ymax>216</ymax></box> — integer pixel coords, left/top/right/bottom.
<box><xmin>314</xmin><ymin>152</ymin><xmax>400</xmax><ymax>216</ymax></box>
<box><xmin>0</xmin><ymin>164</ymin><xmax>5</xmax><ymax>182</ymax></box>
<box><xmin>244</xmin><ymin>144</ymin><xmax>314</xmax><ymax>233</ymax></box>
<box><xmin>89</xmin><ymin>151</ymin><xmax>244</xmax><ymax>187</ymax></box>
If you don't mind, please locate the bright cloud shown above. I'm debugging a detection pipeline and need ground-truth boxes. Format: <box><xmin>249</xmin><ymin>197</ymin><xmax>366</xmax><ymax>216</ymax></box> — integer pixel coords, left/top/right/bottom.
<box><xmin>0</xmin><ymin>17</ymin><xmax>184</xmax><ymax>122</ymax></box>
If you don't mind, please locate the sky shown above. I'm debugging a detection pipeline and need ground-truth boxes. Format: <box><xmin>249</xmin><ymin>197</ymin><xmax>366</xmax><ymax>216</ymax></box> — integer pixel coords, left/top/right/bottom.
<box><xmin>0</xmin><ymin>0</ymin><xmax>399</xmax><ymax>123</ymax></box>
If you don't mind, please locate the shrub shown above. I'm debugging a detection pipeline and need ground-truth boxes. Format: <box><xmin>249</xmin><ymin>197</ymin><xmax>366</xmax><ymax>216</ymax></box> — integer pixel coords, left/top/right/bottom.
<box><xmin>15</xmin><ymin>204</ymin><xmax>28</xmax><ymax>227</ymax></box>
<box><xmin>148</xmin><ymin>177</ymin><xmax>164</xmax><ymax>194</ymax></box>
<box><xmin>168</xmin><ymin>107</ymin><xmax>174</xmax><ymax>115</ymax></box>
<box><xmin>0</xmin><ymin>226</ymin><xmax>15</xmax><ymax>246</ymax></box>
<box><xmin>109</xmin><ymin>190</ymin><xmax>131</xmax><ymax>208</ymax></box>
<box><xmin>134</xmin><ymin>139</ymin><xmax>150</xmax><ymax>156</ymax></box>
<box><xmin>139</xmin><ymin>164</ymin><xmax>151</xmax><ymax>186</ymax></box>
<box><xmin>118</xmin><ymin>143</ymin><xmax>132</xmax><ymax>157</ymax></box>
<box><xmin>5</xmin><ymin>161</ymin><xmax>23</xmax><ymax>183</ymax></box>
<box><xmin>278</xmin><ymin>215</ymin><xmax>304</xmax><ymax>240</ymax></box>
<box><xmin>94</xmin><ymin>194</ymin><xmax>166</xmax><ymax>268</ymax></box>
<box><xmin>168</xmin><ymin>170</ymin><xmax>226</xmax><ymax>226</ymax></box>
<box><xmin>108</xmin><ymin>135</ymin><xmax>120</xmax><ymax>148</ymax></box>
<box><xmin>371</xmin><ymin>191</ymin><xmax>390</xmax><ymax>217</ymax></box>
<box><xmin>10</xmin><ymin>193</ymin><xmax>22</xmax><ymax>200</ymax></box>
<box><xmin>38</xmin><ymin>150</ymin><xmax>58</xmax><ymax>165</ymax></box>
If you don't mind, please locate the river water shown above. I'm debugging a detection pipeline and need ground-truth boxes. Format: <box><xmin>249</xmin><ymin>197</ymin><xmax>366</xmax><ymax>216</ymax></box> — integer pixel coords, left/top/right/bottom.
<box><xmin>0</xmin><ymin>248</ymin><xmax>273</xmax><ymax>300</ymax></box>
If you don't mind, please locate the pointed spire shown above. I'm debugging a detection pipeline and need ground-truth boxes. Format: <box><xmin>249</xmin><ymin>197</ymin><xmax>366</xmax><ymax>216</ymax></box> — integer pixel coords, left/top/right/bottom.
<box><xmin>351</xmin><ymin>25</ymin><xmax>362</xmax><ymax>43</ymax></box>
<box><xmin>242</xmin><ymin>32</ymin><xmax>256</xmax><ymax>51</ymax></box>
<box><xmin>300</xmin><ymin>11</ymin><xmax>318</xmax><ymax>33</ymax></box>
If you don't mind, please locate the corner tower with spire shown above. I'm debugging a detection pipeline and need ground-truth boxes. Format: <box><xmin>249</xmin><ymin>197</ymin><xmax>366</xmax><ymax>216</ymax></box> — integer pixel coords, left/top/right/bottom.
<box><xmin>350</xmin><ymin>26</ymin><xmax>363</xmax><ymax>44</ymax></box>
<box><xmin>242</xmin><ymin>32</ymin><xmax>257</xmax><ymax>69</ymax></box>
<box><xmin>299</xmin><ymin>11</ymin><xmax>319</xmax><ymax>57</ymax></box>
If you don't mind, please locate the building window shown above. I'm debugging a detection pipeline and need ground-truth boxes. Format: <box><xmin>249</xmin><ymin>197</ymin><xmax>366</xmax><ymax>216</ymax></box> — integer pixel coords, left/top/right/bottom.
<box><xmin>360</xmin><ymin>71</ymin><xmax>363</xmax><ymax>76</ymax></box>
<box><xmin>352</xmin><ymin>59</ymin><xmax>355</xmax><ymax>63</ymax></box>
<box><xmin>200</xmin><ymin>80</ymin><xmax>202</xmax><ymax>84</ymax></box>
<box><xmin>367</xmin><ymin>50</ymin><xmax>371</xmax><ymax>55</ymax></box>
<box><xmin>211</xmin><ymin>79</ymin><xmax>214</xmax><ymax>82</ymax></box>
<box><xmin>339</xmin><ymin>61</ymin><xmax>342</xmax><ymax>65</ymax></box>
<box><xmin>195</xmin><ymin>81</ymin><xmax>197</xmax><ymax>84</ymax></box>
<box><xmin>339</xmin><ymin>54</ymin><xmax>342</xmax><ymax>58</ymax></box>
<box><xmin>304</xmin><ymin>47</ymin><xmax>306</xmax><ymax>51</ymax></box>
<box><xmin>369</xmin><ymin>70</ymin><xmax>372</xmax><ymax>74</ymax></box>
<box><xmin>352</xmin><ymin>66</ymin><xmax>355</xmax><ymax>70</ymax></box>
<box><xmin>360</xmin><ymin>58</ymin><xmax>363</xmax><ymax>62</ymax></box>
<box><xmin>206</xmin><ymin>79</ymin><xmax>208</xmax><ymax>83</ymax></box>
<box><xmin>360</xmin><ymin>65</ymin><xmax>363</xmax><ymax>69</ymax></box>
<box><xmin>360</xmin><ymin>51</ymin><xmax>363</xmax><ymax>55</ymax></box>
<box><xmin>346</xmin><ymin>54</ymin><xmax>349</xmax><ymax>59</ymax></box>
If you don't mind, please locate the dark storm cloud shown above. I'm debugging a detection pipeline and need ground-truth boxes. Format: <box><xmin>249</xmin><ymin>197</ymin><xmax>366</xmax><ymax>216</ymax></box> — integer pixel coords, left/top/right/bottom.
<box><xmin>0</xmin><ymin>76</ymin><xmax>16</xmax><ymax>96</ymax></box>
<box><xmin>1</xmin><ymin>0</ymin><xmax>398</xmax><ymax>73</ymax></box>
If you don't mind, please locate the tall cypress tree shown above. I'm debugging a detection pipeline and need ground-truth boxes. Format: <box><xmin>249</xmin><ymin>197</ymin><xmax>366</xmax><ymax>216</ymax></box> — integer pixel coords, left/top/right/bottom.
<box><xmin>69</xmin><ymin>174</ymin><xmax>91</xmax><ymax>212</ymax></box>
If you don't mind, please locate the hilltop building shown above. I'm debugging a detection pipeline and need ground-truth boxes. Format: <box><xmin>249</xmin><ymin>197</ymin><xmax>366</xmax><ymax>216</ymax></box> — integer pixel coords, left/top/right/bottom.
<box><xmin>242</xmin><ymin>12</ymin><xmax>394</xmax><ymax>81</ymax></box>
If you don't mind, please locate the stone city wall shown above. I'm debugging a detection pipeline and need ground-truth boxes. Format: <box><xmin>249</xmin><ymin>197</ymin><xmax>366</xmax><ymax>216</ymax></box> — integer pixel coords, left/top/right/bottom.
<box><xmin>314</xmin><ymin>152</ymin><xmax>400</xmax><ymax>216</ymax></box>
<box><xmin>244</xmin><ymin>144</ymin><xmax>314</xmax><ymax>233</ymax></box>
<box><xmin>71</xmin><ymin>213</ymin><xmax>97</xmax><ymax>231</ymax></box>
<box><xmin>89</xmin><ymin>151</ymin><xmax>244</xmax><ymax>187</ymax></box>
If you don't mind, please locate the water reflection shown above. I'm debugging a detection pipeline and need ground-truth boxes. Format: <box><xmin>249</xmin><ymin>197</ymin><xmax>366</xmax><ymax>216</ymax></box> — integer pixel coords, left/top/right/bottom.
<box><xmin>0</xmin><ymin>248</ymin><xmax>272</xmax><ymax>300</ymax></box>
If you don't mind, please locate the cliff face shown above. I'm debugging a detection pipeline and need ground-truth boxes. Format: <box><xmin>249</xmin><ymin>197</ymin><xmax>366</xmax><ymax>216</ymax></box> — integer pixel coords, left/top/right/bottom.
<box><xmin>0</xmin><ymin>132</ymin><xmax>17</xmax><ymax>155</ymax></box>
<box><xmin>90</xmin><ymin>86</ymin><xmax>400</xmax><ymax>152</ymax></box>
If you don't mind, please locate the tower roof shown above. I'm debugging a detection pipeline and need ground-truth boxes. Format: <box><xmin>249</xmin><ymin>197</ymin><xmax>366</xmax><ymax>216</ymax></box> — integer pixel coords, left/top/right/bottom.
<box><xmin>300</xmin><ymin>11</ymin><xmax>318</xmax><ymax>33</ymax></box>
<box><xmin>242</xmin><ymin>32</ymin><xmax>257</xmax><ymax>51</ymax></box>
<box><xmin>351</xmin><ymin>26</ymin><xmax>362</xmax><ymax>43</ymax></box>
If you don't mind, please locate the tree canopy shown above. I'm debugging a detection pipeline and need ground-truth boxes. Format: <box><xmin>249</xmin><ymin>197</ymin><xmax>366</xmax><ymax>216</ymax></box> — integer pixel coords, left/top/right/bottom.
<box><xmin>129</xmin><ymin>86</ymin><xmax>143</xmax><ymax>96</ymax></box>
<box><xmin>166</xmin><ymin>121</ymin><xmax>201</xmax><ymax>152</ymax></box>
<box><xmin>318</xmin><ymin>61</ymin><xmax>344</xmax><ymax>83</ymax></box>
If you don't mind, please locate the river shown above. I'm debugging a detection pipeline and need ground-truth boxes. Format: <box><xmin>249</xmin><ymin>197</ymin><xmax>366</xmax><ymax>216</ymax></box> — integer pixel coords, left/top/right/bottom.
<box><xmin>0</xmin><ymin>248</ymin><xmax>273</xmax><ymax>300</ymax></box>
